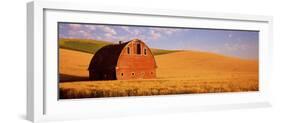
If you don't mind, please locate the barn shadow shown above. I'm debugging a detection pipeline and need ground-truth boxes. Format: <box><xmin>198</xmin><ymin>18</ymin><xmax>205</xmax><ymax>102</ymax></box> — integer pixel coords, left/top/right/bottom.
<box><xmin>59</xmin><ymin>74</ymin><xmax>89</xmax><ymax>82</ymax></box>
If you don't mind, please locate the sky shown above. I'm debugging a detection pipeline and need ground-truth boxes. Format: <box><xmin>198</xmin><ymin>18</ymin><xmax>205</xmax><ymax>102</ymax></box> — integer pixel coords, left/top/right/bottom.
<box><xmin>58</xmin><ymin>23</ymin><xmax>259</xmax><ymax>60</ymax></box>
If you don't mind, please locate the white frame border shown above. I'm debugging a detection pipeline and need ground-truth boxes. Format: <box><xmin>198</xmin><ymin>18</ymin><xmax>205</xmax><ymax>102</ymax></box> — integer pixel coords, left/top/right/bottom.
<box><xmin>27</xmin><ymin>0</ymin><xmax>273</xmax><ymax>122</ymax></box>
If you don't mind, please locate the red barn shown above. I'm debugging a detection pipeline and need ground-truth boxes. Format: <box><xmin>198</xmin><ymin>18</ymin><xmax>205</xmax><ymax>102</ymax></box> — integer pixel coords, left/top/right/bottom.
<box><xmin>88</xmin><ymin>39</ymin><xmax>157</xmax><ymax>80</ymax></box>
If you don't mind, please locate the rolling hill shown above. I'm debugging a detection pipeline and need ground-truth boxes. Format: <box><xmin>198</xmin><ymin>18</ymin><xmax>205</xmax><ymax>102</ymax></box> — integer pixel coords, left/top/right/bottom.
<box><xmin>59</xmin><ymin>49</ymin><xmax>92</xmax><ymax>82</ymax></box>
<box><xmin>155</xmin><ymin>51</ymin><xmax>258</xmax><ymax>81</ymax></box>
<box><xmin>59</xmin><ymin>38</ymin><xmax>180</xmax><ymax>55</ymax></box>
<box><xmin>59</xmin><ymin>48</ymin><xmax>258</xmax><ymax>98</ymax></box>
<box><xmin>59</xmin><ymin>38</ymin><xmax>112</xmax><ymax>54</ymax></box>
<box><xmin>59</xmin><ymin>48</ymin><xmax>258</xmax><ymax>82</ymax></box>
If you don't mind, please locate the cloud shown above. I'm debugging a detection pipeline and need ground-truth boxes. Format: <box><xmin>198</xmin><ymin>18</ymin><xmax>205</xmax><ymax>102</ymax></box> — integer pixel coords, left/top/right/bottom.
<box><xmin>68</xmin><ymin>24</ymin><xmax>81</xmax><ymax>30</ymax></box>
<box><xmin>65</xmin><ymin>29</ymin><xmax>92</xmax><ymax>39</ymax></box>
<box><xmin>103</xmin><ymin>32</ymin><xmax>128</xmax><ymax>42</ymax></box>
<box><xmin>164</xmin><ymin>30</ymin><xmax>173</xmax><ymax>35</ymax></box>
<box><xmin>99</xmin><ymin>26</ymin><xmax>117</xmax><ymax>35</ymax></box>
<box><xmin>163</xmin><ymin>29</ymin><xmax>181</xmax><ymax>35</ymax></box>
<box><xmin>79</xmin><ymin>30</ymin><xmax>92</xmax><ymax>38</ymax></box>
<box><xmin>58</xmin><ymin>24</ymin><xmax>96</xmax><ymax>39</ymax></box>
<box><xmin>150</xmin><ymin>28</ymin><xmax>182</xmax><ymax>36</ymax></box>
<box><xmin>150</xmin><ymin>30</ymin><xmax>161</xmax><ymax>40</ymax></box>
<box><xmin>118</xmin><ymin>35</ymin><xmax>133</xmax><ymax>41</ymax></box>
<box><xmin>83</xmin><ymin>25</ymin><xmax>96</xmax><ymax>31</ymax></box>
<box><xmin>224</xmin><ymin>43</ymin><xmax>247</xmax><ymax>51</ymax></box>
<box><xmin>121</xmin><ymin>26</ymin><xmax>130</xmax><ymax>32</ymax></box>
<box><xmin>60</xmin><ymin>23</ymin><xmax>186</xmax><ymax>42</ymax></box>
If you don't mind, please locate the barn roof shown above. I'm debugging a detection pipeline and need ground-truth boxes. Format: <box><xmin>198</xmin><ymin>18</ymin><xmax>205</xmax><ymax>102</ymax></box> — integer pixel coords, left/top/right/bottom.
<box><xmin>88</xmin><ymin>41</ymin><xmax>130</xmax><ymax>71</ymax></box>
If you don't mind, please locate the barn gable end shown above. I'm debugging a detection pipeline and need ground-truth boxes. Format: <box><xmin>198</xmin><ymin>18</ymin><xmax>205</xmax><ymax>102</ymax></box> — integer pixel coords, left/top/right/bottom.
<box><xmin>88</xmin><ymin>39</ymin><xmax>157</xmax><ymax>80</ymax></box>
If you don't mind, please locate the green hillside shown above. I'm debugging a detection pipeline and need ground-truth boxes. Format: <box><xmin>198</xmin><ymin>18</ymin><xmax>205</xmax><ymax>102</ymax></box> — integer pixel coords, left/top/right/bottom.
<box><xmin>59</xmin><ymin>38</ymin><xmax>179</xmax><ymax>55</ymax></box>
<box><xmin>59</xmin><ymin>38</ymin><xmax>111</xmax><ymax>54</ymax></box>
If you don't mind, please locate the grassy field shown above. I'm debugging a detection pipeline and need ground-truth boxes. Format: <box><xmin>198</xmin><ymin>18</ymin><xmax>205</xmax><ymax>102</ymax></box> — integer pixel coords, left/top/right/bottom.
<box><xmin>59</xmin><ymin>49</ymin><xmax>92</xmax><ymax>82</ymax></box>
<box><xmin>59</xmin><ymin>38</ymin><xmax>112</xmax><ymax>54</ymax></box>
<box><xmin>59</xmin><ymin>38</ymin><xmax>179</xmax><ymax>55</ymax></box>
<box><xmin>60</xmin><ymin>79</ymin><xmax>258</xmax><ymax>99</ymax></box>
<box><xmin>59</xmin><ymin>47</ymin><xmax>258</xmax><ymax>99</ymax></box>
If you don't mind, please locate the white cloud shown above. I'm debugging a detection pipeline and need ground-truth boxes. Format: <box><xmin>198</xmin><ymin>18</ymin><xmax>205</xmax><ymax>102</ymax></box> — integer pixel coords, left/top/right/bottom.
<box><xmin>165</xmin><ymin>30</ymin><xmax>173</xmax><ymax>35</ymax></box>
<box><xmin>99</xmin><ymin>26</ymin><xmax>117</xmax><ymax>35</ymax></box>
<box><xmin>79</xmin><ymin>30</ymin><xmax>85</xmax><ymax>33</ymax></box>
<box><xmin>121</xmin><ymin>26</ymin><xmax>130</xmax><ymax>32</ymax></box>
<box><xmin>150</xmin><ymin>30</ymin><xmax>161</xmax><ymax>40</ymax></box>
<box><xmin>65</xmin><ymin>27</ymin><xmax>93</xmax><ymax>39</ymax></box>
<box><xmin>68</xmin><ymin>24</ymin><xmax>81</xmax><ymax>30</ymax></box>
<box><xmin>150</xmin><ymin>28</ymin><xmax>182</xmax><ymax>36</ymax></box>
<box><xmin>224</xmin><ymin>43</ymin><xmax>247</xmax><ymax>51</ymax></box>
<box><xmin>79</xmin><ymin>30</ymin><xmax>92</xmax><ymax>38</ymax></box>
<box><xmin>84</xmin><ymin>25</ymin><xmax>96</xmax><ymax>31</ymax></box>
<box><xmin>119</xmin><ymin>35</ymin><xmax>133</xmax><ymax>41</ymax></box>
<box><xmin>121</xmin><ymin>27</ymin><xmax>142</xmax><ymax>36</ymax></box>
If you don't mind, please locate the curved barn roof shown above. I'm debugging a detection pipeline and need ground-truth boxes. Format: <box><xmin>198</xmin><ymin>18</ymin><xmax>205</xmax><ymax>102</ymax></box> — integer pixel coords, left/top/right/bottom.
<box><xmin>88</xmin><ymin>41</ymin><xmax>129</xmax><ymax>71</ymax></box>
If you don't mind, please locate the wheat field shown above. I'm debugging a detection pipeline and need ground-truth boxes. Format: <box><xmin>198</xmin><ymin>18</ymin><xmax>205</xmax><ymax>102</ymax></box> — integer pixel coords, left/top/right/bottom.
<box><xmin>59</xmin><ymin>48</ymin><xmax>258</xmax><ymax>99</ymax></box>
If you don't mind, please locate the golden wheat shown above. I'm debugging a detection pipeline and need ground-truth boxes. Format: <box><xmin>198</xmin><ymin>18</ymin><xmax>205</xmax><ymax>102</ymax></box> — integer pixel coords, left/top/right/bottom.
<box><xmin>59</xmin><ymin>49</ymin><xmax>258</xmax><ymax>99</ymax></box>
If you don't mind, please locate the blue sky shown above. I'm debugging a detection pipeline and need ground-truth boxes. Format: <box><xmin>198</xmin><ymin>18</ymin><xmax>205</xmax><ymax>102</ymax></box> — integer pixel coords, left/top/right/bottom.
<box><xmin>59</xmin><ymin>23</ymin><xmax>259</xmax><ymax>59</ymax></box>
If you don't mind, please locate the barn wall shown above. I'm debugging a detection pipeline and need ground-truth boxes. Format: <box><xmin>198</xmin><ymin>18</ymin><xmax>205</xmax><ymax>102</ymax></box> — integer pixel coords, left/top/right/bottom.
<box><xmin>89</xmin><ymin>69</ymin><xmax>116</xmax><ymax>80</ymax></box>
<box><xmin>116</xmin><ymin>40</ymin><xmax>157</xmax><ymax>80</ymax></box>
<box><xmin>116</xmin><ymin>68</ymin><xmax>156</xmax><ymax>80</ymax></box>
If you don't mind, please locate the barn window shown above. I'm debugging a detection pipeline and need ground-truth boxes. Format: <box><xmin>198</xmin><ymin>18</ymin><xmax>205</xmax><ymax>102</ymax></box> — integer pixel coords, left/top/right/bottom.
<box><xmin>144</xmin><ymin>48</ymin><xmax>147</xmax><ymax>55</ymax></box>
<box><xmin>127</xmin><ymin>47</ymin><xmax>130</xmax><ymax>54</ymax></box>
<box><xmin>136</xmin><ymin>43</ymin><xmax>141</xmax><ymax>54</ymax></box>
